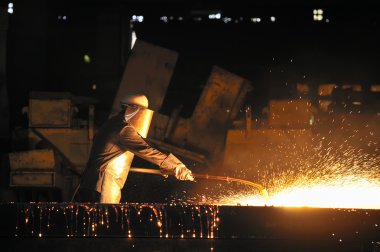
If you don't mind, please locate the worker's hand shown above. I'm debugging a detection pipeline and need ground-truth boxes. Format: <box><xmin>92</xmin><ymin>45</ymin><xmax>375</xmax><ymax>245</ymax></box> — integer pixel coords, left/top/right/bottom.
<box><xmin>175</xmin><ymin>165</ymin><xmax>194</xmax><ymax>181</ymax></box>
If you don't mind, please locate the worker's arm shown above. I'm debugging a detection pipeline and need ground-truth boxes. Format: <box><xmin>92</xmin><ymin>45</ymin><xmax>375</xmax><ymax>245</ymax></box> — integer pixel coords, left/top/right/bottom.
<box><xmin>119</xmin><ymin>125</ymin><xmax>194</xmax><ymax>181</ymax></box>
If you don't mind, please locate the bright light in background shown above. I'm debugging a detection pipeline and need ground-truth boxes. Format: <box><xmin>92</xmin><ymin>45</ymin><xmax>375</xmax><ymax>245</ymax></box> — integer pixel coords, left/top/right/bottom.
<box><xmin>313</xmin><ymin>9</ymin><xmax>324</xmax><ymax>21</ymax></box>
<box><xmin>132</xmin><ymin>15</ymin><xmax>144</xmax><ymax>23</ymax></box>
<box><xmin>222</xmin><ymin>17</ymin><xmax>231</xmax><ymax>23</ymax></box>
<box><xmin>270</xmin><ymin>16</ymin><xmax>276</xmax><ymax>22</ymax></box>
<box><xmin>215</xmin><ymin>147</ymin><xmax>380</xmax><ymax>209</ymax></box>
<box><xmin>131</xmin><ymin>30</ymin><xmax>137</xmax><ymax>49</ymax></box>
<box><xmin>208</xmin><ymin>13</ymin><xmax>221</xmax><ymax>20</ymax></box>
<box><xmin>8</xmin><ymin>2</ymin><xmax>14</xmax><ymax>14</ymax></box>
<box><xmin>160</xmin><ymin>16</ymin><xmax>168</xmax><ymax>23</ymax></box>
<box><xmin>221</xmin><ymin>180</ymin><xmax>380</xmax><ymax>209</ymax></box>
<box><xmin>83</xmin><ymin>54</ymin><xmax>91</xmax><ymax>63</ymax></box>
<box><xmin>251</xmin><ymin>17</ymin><xmax>261</xmax><ymax>23</ymax></box>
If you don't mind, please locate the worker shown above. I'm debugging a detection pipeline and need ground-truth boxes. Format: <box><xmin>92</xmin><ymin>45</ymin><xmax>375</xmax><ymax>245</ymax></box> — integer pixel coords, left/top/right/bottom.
<box><xmin>75</xmin><ymin>94</ymin><xmax>194</xmax><ymax>203</ymax></box>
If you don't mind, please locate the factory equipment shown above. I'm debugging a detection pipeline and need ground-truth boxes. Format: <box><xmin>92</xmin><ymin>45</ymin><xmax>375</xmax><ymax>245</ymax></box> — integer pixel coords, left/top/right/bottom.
<box><xmin>6</xmin><ymin>40</ymin><xmax>181</xmax><ymax>201</ymax></box>
<box><xmin>8</xmin><ymin>91</ymin><xmax>96</xmax><ymax>201</ymax></box>
<box><xmin>148</xmin><ymin>66</ymin><xmax>252</xmax><ymax>164</ymax></box>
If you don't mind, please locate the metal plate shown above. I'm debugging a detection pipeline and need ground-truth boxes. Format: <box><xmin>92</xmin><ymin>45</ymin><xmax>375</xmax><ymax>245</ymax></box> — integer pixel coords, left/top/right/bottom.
<box><xmin>110</xmin><ymin>40</ymin><xmax>178</xmax><ymax>116</ymax></box>
<box><xmin>10</xmin><ymin>172</ymin><xmax>55</xmax><ymax>187</ymax></box>
<box><xmin>9</xmin><ymin>149</ymin><xmax>55</xmax><ymax>171</ymax></box>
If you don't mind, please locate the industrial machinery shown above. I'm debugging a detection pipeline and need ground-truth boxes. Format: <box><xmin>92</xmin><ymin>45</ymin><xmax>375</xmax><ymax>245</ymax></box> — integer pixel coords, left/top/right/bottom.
<box><xmin>6</xmin><ymin>37</ymin><xmax>380</xmax><ymax>206</ymax></box>
<box><xmin>6</xmin><ymin>39</ymin><xmax>255</xmax><ymax>202</ymax></box>
<box><xmin>2</xmin><ymin>38</ymin><xmax>380</xmax><ymax>252</ymax></box>
<box><xmin>8</xmin><ymin>92</ymin><xmax>96</xmax><ymax>201</ymax></box>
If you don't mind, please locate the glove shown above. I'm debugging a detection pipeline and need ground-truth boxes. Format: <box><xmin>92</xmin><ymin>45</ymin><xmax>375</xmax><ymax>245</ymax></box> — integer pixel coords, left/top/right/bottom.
<box><xmin>174</xmin><ymin>165</ymin><xmax>194</xmax><ymax>181</ymax></box>
<box><xmin>160</xmin><ymin>153</ymin><xmax>194</xmax><ymax>181</ymax></box>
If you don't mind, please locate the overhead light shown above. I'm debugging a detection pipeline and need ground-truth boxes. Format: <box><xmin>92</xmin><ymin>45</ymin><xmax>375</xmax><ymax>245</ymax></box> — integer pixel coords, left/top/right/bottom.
<box><xmin>313</xmin><ymin>9</ymin><xmax>324</xmax><ymax>22</ymax></box>
<box><xmin>222</xmin><ymin>17</ymin><xmax>231</xmax><ymax>23</ymax></box>
<box><xmin>270</xmin><ymin>16</ymin><xmax>276</xmax><ymax>22</ymax></box>
<box><xmin>160</xmin><ymin>16</ymin><xmax>168</xmax><ymax>23</ymax></box>
<box><xmin>251</xmin><ymin>17</ymin><xmax>261</xmax><ymax>23</ymax></box>
<box><xmin>7</xmin><ymin>2</ymin><xmax>14</xmax><ymax>14</ymax></box>
<box><xmin>313</xmin><ymin>14</ymin><xmax>323</xmax><ymax>21</ymax></box>
<box><xmin>132</xmin><ymin>15</ymin><xmax>144</xmax><ymax>23</ymax></box>
<box><xmin>208</xmin><ymin>13</ymin><xmax>221</xmax><ymax>20</ymax></box>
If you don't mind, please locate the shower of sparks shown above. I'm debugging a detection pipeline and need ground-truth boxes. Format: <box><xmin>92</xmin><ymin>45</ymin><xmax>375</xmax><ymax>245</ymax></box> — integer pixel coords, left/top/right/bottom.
<box><xmin>215</xmin><ymin>144</ymin><xmax>380</xmax><ymax>209</ymax></box>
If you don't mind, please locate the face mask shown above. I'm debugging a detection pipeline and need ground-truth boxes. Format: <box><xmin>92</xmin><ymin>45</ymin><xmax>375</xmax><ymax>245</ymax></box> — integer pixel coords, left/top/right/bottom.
<box><xmin>124</xmin><ymin>106</ymin><xmax>140</xmax><ymax>122</ymax></box>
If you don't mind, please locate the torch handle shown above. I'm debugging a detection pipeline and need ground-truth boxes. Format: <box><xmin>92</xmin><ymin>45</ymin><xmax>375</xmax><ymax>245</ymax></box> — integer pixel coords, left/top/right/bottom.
<box><xmin>129</xmin><ymin>167</ymin><xmax>269</xmax><ymax>200</ymax></box>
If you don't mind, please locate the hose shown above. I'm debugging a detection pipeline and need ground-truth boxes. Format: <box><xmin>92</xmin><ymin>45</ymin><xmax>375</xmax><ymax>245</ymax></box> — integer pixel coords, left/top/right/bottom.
<box><xmin>129</xmin><ymin>167</ymin><xmax>269</xmax><ymax>200</ymax></box>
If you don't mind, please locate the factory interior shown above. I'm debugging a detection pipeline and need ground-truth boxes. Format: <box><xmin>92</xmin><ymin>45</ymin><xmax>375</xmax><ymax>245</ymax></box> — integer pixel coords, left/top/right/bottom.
<box><xmin>0</xmin><ymin>0</ymin><xmax>380</xmax><ymax>251</ymax></box>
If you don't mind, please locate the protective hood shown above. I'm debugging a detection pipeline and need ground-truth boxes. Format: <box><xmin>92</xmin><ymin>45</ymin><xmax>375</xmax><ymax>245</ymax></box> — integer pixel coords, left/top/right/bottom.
<box><xmin>124</xmin><ymin>107</ymin><xmax>140</xmax><ymax>123</ymax></box>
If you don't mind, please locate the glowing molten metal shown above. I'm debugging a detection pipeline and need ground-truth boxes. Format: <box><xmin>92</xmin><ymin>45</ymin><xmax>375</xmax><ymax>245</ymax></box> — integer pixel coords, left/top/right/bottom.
<box><xmin>214</xmin><ymin>145</ymin><xmax>380</xmax><ymax>209</ymax></box>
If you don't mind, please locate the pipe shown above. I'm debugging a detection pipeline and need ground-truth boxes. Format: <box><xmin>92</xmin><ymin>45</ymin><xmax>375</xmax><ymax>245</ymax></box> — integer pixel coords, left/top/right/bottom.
<box><xmin>129</xmin><ymin>167</ymin><xmax>269</xmax><ymax>200</ymax></box>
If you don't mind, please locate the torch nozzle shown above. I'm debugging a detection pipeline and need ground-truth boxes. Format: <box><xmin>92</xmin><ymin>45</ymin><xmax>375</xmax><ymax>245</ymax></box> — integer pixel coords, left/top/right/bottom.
<box><xmin>259</xmin><ymin>188</ymin><xmax>269</xmax><ymax>201</ymax></box>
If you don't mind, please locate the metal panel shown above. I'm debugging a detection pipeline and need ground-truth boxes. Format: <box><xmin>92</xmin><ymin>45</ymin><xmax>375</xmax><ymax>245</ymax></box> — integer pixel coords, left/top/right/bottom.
<box><xmin>110</xmin><ymin>40</ymin><xmax>178</xmax><ymax>116</ymax></box>
<box><xmin>147</xmin><ymin>113</ymin><xmax>169</xmax><ymax>140</ymax></box>
<box><xmin>9</xmin><ymin>149</ymin><xmax>55</xmax><ymax>171</ymax></box>
<box><xmin>223</xmin><ymin>128</ymin><xmax>313</xmax><ymax>175</ymax></box>
<box><xmin>29</xmin><ymin>92</ymin><xmax>72</xmax><ymax>128</ymax></box>
<box><xmin>10</xmin><ymin>172</ymin><xmax>55</xmax><ymax>187</ymax></box>
<box><xmin>186</xmin><ymin>66</ymin><xmax>252</xmax><ymax>157</ymax></box>
<box><xmin>31</xmin><ymin>128</ymin><xmax>91</xmax><ymax>173</ymax></box>
<box><xmin>268</xmin><ymin>99</ymin><xmax>314</xmax><ymax>128</ymax></box>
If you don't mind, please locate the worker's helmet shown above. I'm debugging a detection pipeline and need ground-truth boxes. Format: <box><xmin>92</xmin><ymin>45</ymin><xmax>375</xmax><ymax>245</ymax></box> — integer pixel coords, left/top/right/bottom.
<box><xmin>120</xmin><ymin>94</ymin><xmax>149</xmax><ymax>109</ymax></box>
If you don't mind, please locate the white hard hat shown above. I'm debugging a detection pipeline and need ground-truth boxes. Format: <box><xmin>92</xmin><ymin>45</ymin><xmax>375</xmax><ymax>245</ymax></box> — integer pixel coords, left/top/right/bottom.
<box><xmin>120</xmin><ymin>94</ymin><xmax>149</xmax><ymax>109</ymax></box>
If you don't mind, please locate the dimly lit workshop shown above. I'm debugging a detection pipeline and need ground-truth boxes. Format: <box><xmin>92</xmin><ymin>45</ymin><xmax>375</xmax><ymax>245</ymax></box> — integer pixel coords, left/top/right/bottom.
<box><xmin>0</xmin><ymin>0</ymin><xmax>380</xmax><ymax>251</ymax></box>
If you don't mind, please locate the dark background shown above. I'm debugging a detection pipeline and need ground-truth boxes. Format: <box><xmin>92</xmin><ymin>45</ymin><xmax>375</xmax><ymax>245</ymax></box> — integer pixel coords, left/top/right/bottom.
<box><xmin>3</xmin><ymin>0</ymin><xmax>380</xmax><ymax>127</ymax></box>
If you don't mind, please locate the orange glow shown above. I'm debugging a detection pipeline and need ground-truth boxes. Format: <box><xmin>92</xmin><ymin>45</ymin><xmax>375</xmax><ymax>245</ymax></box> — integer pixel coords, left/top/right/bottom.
<box><xmin>217</xmin><ymin>175</ymin><xmax>380</xmax><ymax>209</ymax></box>
<box><xmin>318</xmin><ymin>84</ymin><xmax>336</xmax><ymax>96</ymax></box>
<box><xmin>215</xmin><ymin>146</ymin><xmax>380</xmax><ymax>209</ymax></box>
